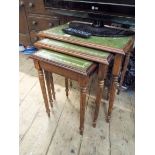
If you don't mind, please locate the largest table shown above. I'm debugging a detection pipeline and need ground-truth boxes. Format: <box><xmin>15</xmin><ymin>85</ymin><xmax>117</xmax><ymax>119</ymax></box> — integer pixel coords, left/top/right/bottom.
<box><xmin>38</xmin><ymin>23</ymin><xmax>135</xmax><ymax>122</ymax></box>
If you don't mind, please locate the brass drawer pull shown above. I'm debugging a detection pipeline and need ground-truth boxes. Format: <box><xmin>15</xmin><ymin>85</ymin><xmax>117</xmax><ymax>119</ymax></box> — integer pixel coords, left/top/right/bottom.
<box><xmin>29</xmin><ymin>2</ymin><xmax>34</xmax><ymax>8</ymax></box>
<box><xmin>19</xmin><ymin>1</ymin><xmax>24</xmax><ymax>7</ymax></box>
<box><xmin>32</xmin><ymin>21</ymin><xmax>37</xmax><ymax>25</ymax></box>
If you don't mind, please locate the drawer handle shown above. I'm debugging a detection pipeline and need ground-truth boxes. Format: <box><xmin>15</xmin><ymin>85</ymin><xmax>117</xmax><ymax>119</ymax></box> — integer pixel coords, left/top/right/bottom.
<box><xmin>48</xmin><ymin>23</ymin><xmax>53</xmax><ymax>27</ymax></box>
<box><xmin>32</xmin><ymin>21</ymin><xmax>37</xmax><ymax>25</ymax></box>
<box><xmin>29</xmin><ymin>2</ymin><xmax>34</xmax><ymax>8</ymax></box>
<box><xmin>19</xmin><ymin>1</ymin><xmax>24</xmax><ymax>7</ymax></box>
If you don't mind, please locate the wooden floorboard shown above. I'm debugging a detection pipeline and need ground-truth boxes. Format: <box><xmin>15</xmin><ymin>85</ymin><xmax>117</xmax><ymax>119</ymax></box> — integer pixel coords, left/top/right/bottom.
<box><xmin>19</xmin><ymin>54</ymin><xmax>135</xmax><ymax>155</ymax></box>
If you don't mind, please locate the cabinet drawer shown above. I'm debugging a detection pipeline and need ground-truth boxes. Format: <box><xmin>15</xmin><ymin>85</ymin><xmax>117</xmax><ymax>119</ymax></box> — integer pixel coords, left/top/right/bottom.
<box><xmin>28</xmin><ymin>15</ymin><xmax>60</xmax><ymax>31</ymax></box>
<box><xmin>25</xmin><ymin>0</ymin><xmax>48</xmax><ymax>15</ymax></box>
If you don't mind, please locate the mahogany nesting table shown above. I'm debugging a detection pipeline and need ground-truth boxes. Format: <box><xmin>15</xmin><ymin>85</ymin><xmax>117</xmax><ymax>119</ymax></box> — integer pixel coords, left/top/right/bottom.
<box><xmin>30</xmin><ymin>49</ymin><xmax>99</xmax><ymax>134</ymax></box>
<box><xmin>38</xmin><ymin>23</ymin><xmax>134</xmax><ymax>122</ymax></box>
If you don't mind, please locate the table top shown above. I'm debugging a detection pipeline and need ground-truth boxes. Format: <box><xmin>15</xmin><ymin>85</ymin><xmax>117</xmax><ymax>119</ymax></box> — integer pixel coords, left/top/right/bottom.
<box><xmin>35</xmin><ymin>38</ymin><xmax>112</xmax><ymax>64</ymax></box>
<box><xmin>38</xmin><ymin>23</ymin><xmax>134</xmax><ymax>55</ymax></box>
<box><xmin>31</xmin><ymin>49</ymin><xmax>96</xmax><ymax>75</ymax></box>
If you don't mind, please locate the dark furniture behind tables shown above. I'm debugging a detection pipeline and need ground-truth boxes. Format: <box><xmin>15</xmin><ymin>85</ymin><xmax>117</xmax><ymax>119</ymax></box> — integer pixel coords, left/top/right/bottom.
<box><xmin>19</xmin><ymin>0</ymin><xmax>84</xmax><ymax>46</ymax></box>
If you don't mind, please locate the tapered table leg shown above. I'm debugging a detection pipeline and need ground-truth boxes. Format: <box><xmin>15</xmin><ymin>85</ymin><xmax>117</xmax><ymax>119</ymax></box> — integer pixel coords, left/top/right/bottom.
<box><xmin>93</xmin><ymin>64</ymin><xmax>106</xmax><ymax>127</ymax></box>
<box><xmin>107</xmin><ymin>54</ymin><xmax>123</xmax><ymax>122</ymax></box>
<box><xmin>37</xmin><ymin>68</ymin><xmax>50</xmax><ymax>117</ymax></box>
<box><xmin>70</xmin><ymin>80</ymin><xmax>73</xmax><ymax>88</ymax></box>
<box><xmin>117</xmin><ymin>52</ymin><xmax>131</xmax><ymax>94</ymax></box>
<box><xmin>65</xmin><ymin>78</ymin><xmax>69</xmax><ymax>98</ymax></box>
<box><xmin>44</xmin><ymin>71</ymin><xmax>53</xmax><ymax>108</ymax></box>
<box><xmin>79</xmin><ymin>80</ymin><xmax>87</xmax><ymax>135</ymax></box>
<box><xmin>49</xmin><ymin>73</ymin><xmax>56</xmax><ymax>100</ymax></box>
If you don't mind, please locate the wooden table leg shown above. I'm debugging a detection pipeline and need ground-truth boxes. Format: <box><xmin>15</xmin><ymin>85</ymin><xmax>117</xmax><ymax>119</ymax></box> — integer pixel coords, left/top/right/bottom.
<box><xmin>103</xmin><ymin>65</ymin><xmax>109</xmax><ymax>100</ymax></box>
<box><xmin>107</xmin><ymin>54</ymin><xmax>123</xmax><ymax>122</ymax></box>
<box><xmin>34</xmin><ymin>61</ymin><xmax>50</xmax><ymax>117</ymax></box>
<box><xmin>65</xmin><ymin>78</ymin><xmax>69</xmax><ymax>98</ymax></box>
<box><xmin>49</xmin><ymin>73</ymin><xmax>56</xmax><ymax>100</ymax></box>
<box><xmin>70</xmin><ymin>80</ymin><xmax>73</xmax><ymax>88</ymax></box>
<box><xmin>93</xmin><ymin>64</ymin><xmax>107</xmax><ymax>127</ymax></box>
<box><xmin>79</xmin><ymin>80</ymin><xmax>87</xmax><ymax>135</ymax></box>
<box><xmin>44</xmin><ymin>71</ymin><xmax>53</xmax><ymax>108</ymax></box>
<box><xmin>117</xmin><ymin>52</ymin><xmax>131</xmax><ymax>94</ymax></box>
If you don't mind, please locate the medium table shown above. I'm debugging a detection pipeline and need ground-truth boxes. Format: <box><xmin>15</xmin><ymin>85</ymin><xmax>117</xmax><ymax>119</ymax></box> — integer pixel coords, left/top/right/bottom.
<box><xmin>34</xmin><ymin>38</ymin><xmax>113</xmax><ymax>127</ymax></box>
<box><xmin>30</xmin><ymin>49</ymin><xmax>98</xmax><ymax>134</ymax></box>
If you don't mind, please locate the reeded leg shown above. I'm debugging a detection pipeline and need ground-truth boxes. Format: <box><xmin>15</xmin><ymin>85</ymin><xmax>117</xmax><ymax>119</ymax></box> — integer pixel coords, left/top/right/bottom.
<box><xmin>49</xmin><ymin>73</ymin><xmax>56</xmax><ymax>100</ymax></box>
<box><xmin>70</xmin><ymin>80</ymin><xmax>73</xmax><ymax>88</ymax></box>
<box><xmin>117</xmin><ymin>52</ymin><xmax>131</xmax><ymax>94</ymax></box>
<box><xmin>93</xmin><ymin>64</ymin><xmax>106</xmax><ymax>127</ymax></box>
<box><xmin>37</xmin><ymin>69</ymin><xmax>50</xmax><ymax>117</ymax></box>
<box><xmin>44</xmin><ymin>71</ymin><xmax>53</xmax><ymax>108</ymax></box>
<box><xmin>79</xmin><ymin>81</ymin><xmax>87</xmax><ymax>135</ymax></box>
<box><xmin>65</xmin><ymin>78</ymin><xmax>69</xmax><ymax>98</ymax></box>
<box><xmin>107</xmin><ymin>54</ymin><xmax>123</xmax><ymax>122</ymax></box>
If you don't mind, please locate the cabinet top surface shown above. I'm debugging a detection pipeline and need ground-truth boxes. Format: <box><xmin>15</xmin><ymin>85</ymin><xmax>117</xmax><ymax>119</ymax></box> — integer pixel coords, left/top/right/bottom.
<box><xmin>39</xmin><ymin>23</ymin><xmax>134</xmax><ymax>54</ymax></box>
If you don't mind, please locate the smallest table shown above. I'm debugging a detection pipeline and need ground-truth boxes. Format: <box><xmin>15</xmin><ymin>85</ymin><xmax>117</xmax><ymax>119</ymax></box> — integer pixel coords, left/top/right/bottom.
<box><xmin>30</xmin><ymin>49</ymin><xmax>98</xmax><ymax>135</ymax></box>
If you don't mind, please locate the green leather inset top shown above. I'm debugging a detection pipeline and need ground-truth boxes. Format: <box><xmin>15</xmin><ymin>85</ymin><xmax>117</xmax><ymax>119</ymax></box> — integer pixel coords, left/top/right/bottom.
<box><xmin>41</xmin><ymin>24</ymin><xmax>133</xmax><ymax>49</ymax></box>
<box><xmin>38</xmin><ymin>38</ymin><xmax>110</xmax><ymax>59</ymax></box>
<box><xmin>34</xmin><ymin>49</ymin><xmax>93</xmax><ymax>70</ymax></box>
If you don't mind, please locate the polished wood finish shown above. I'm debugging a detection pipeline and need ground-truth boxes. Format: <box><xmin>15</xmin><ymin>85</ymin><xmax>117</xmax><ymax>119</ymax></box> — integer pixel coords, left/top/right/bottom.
<box><xmin>93</xmin><ymin>64</ymin><xmax>107</xmax><ymax>127</ymax></box>
<box><xmin>37</xmin><ymin>24</ymin><xmax>134</xmax><ymax>122</ymax></box>
<box><xmin>44</xmin><ymin>71</ymin><xmax>53</xmax><ymax>108</ymax></box>
<box><xmin>34</xmin><ymin>41</ymin><xmax>111</xmax><ymax>65</ymax></box>
<box><xmin>107</xmin><ymin>54</ymin><xmax>123</xmax><ymax>122</ymax></box>
<box><xmin>49</xmin><ymin>73</ymin><xmax>56</xmax><ymax>100</ymax></box>
<box><xmin>70</xmin><ymin>80</ymin><xmax>73</xmax><ymax>88</ymax></box>
<box><xmin>33</xmin><ymin>60</ymin><xmax>50</xmax><ymax>117</ymax></box>
<box><xmin>79</xmin><ymin>80</ymin><xmax>87</xmax><ymax>135</ymax></box>
<box><xmin>38</xmin><ymin>30</ymin><xmax>134</xmax><ymax>55</ymax></box>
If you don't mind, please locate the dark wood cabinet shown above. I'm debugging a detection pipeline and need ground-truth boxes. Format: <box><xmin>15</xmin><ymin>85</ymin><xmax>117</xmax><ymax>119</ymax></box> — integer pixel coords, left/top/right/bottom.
<box><xmin>19</xmin><ymin>0</ymin><xmax>87</xmax><ymax>46</ymax></box>
<box><xmin>28</xmin><ymin>15</ymin><xmax>60</xmax><ymax>31</ymax></box>
<box><xmin>19</xmin><ymin>0</ymin><xmax>31</xmax><ymax>46</ymax></box>
<box><xmin>19</xmin><ymin>0</ymin><xmax>62</xmax><ymax>46</ymax></box>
